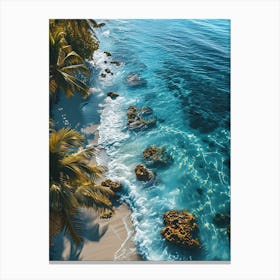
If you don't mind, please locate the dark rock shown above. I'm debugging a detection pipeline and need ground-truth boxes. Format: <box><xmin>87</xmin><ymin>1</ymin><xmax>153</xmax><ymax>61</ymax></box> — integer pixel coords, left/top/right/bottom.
<box><xmin>196</xmin><ymin>188</ymin><xmax>203</xmax><ymax>195</ymax></box>
<box><xmin>107</xmin><ymin>92</ymin><xmax>119</xmax><ymax>100</ymax></box>
<box><xmin>105</xmin><ymin>68</ymin><xmax>111</xmax><ymax>74</ymax></box>
<box><xmin>100</xmin><ymin>209</ymin><xmax>113</xmax><ymax>219</ymax></box>
<box><xmin>101</xmin><ymin>179</ymin><xmax>122</xmax><ymax>192</ymax></box>
<box><xmin>213</xmin><ymin>213</ymin><xmax>230</xmax><ymax>228</ymax></box>
<box><xmin>94</xmin><ymin>22</ymin><xmax>106</xmax><ymax>28</ymax></box>
<box><xmin>104</xmin><ymin>61</ymin><xmax>107</xmax><ymax>64</ymax></box>
<box><xmin>100</xmin><ymin>73</ymin><xmax>106</xmax><ymax>78</ymax></box>
<box><xmin>134</xmin><ymin>164</ymin><xmax>155</xmax><ymax>182</ymax></box>
<box><xmin>161</xmin><ymin>210</ymin><xmax>201</xmax><ymax>250</ymax></box>
<box><xmin>104</xmin><ymin>51</ymin><xmax>112</xmax><ymax>57</ymax></box>
<box><xmin>110</xmin><ymin>61</ymin><xmax>121</xmax><ymax>66</ymax></box>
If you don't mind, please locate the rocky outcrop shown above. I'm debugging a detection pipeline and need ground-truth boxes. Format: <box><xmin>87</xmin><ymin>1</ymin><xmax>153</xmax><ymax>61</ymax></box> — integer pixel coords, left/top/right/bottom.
<box><xmin>125</xmin><ymin>73</ymin><xmax>147</xmax><ymax>87</ymax></box>
<box><xmin>100</xmin><ymin>73</ymin><xmax>106</xmax><ymax>78</ymax></box>
<box><xmin>126</xmin><ymin>106</ymin><xmax>156</xmax><ymax>130</ymax></box>
<box><xmin>161</xmin><ymin>210</ymin><xmax>201</xmax><ymax>250</ymax></box>
<box><xmin>107</xmin><ymin>92</ymin><xmax>119</xmax><ymax>99</ymax></box>
<box><xmin>134</xmin><ymin>164</ymin><xmax>155</xmax><ymax>182</ymax></box>
<box><xmin>101</xmin><ymin>179</ymin><xmax>122</xmax><ymax>192</ymax></box>
<box><xmin>100</xmin><ymin>209</ymin><xmax>113</xmax><ymax>219</ymax></box>
<box><xmin>143</xmin><ymin>145</ymin><xmax>172</xmax><ymax>167</ymax></box>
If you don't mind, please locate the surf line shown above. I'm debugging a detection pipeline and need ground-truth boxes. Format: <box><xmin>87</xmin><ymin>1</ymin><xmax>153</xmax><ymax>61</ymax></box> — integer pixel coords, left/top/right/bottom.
<box><xmin>114</xmin><ymin>212</ymin><xmax>133</xmax><ymax>261</ymax></box>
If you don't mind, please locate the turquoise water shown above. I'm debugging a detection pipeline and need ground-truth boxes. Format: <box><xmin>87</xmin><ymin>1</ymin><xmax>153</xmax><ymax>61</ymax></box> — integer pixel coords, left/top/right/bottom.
<box><xmin>53</xmin><ymin>19</ymin><xmax>230</xmax><ymax>261</ymax></box>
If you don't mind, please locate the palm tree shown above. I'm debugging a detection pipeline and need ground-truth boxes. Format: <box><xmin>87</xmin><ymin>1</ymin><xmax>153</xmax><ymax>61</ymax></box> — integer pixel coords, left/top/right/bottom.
<box><xmin>49</xmin><ymin>128</ymin><xmax>114</xmax><ymax>244</ymax></box>
<box><xmin>53</xmin><ymin>19</ymin><xmax>99</xmax><ymax>60</ymax></box>
<box><xmin>49</xmin><ymin>27</ymin><xmax>91</xmax><ymax>100</ymax></box>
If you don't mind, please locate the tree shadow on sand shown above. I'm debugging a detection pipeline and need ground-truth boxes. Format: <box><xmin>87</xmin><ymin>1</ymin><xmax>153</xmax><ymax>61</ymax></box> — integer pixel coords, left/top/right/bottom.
<box><xmin>50</xmin><ymin>208</ymin><xmax>108</xmax><ymax>261</ymax></box>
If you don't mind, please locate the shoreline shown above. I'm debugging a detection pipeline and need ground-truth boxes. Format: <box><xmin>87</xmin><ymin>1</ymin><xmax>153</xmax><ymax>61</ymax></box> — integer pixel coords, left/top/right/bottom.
<box><xmin>80</xmin><ymin>123</ymin><xmax>142</xmax><ymax>261</ymax></box>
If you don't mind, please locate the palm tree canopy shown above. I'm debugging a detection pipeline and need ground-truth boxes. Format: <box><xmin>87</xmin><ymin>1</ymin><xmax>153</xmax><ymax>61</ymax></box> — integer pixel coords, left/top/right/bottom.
<box><xmin>49</xmin><ymin>128</ymin><xmax>114</xmax><ymax>244</ymax></box>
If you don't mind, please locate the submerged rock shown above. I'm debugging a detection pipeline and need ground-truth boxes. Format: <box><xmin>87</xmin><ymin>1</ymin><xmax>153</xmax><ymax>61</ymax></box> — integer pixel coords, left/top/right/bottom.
<box><xmin>213</xmin><ymin>213</ymin><xmax>230</xmax><ymax>228</ymax></box>
<box><xmin>125</xmin><ymin>73</ymin><xmax>146</xmax><ymax>87</ymax></box>
<box><xmin>143</xmin><ymin>145</ymin><xmax>172</xmax><ymax>167</ymax></box>
<box><xmin>107</xmin><ymin>92</ymin><xmax>119</xmax><ymax>99</ymax></box>
<box><xmin>140</xmin><ymin>106</ymin><xmax>153</xmax><ymax>116</ymax></box>
<box><xmin>134</xmin><ymin>164</ymin><xmax>155</xmax><ymax>182</ymax></box>
<box><xmin>101</xmin><ymin>179</ymin><xmax>122</xmax><ymax>192</ymax></box>
<box><xmin>161</xmin><ymin>210</ymin><xmax>201</xmax><ymax>250</ymax></box>
<box><xmin>128</xmin><ymin>118</ymin><xmax>156</xmax><ymax>130</ymax></box>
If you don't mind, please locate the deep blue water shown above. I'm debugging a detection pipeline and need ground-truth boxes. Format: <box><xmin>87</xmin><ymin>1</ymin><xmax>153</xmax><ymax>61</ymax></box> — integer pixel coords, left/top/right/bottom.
<box><xmin>53</xmin><ymin>19</ymin><xmax>230</xmax><ymax>261</ymax></box>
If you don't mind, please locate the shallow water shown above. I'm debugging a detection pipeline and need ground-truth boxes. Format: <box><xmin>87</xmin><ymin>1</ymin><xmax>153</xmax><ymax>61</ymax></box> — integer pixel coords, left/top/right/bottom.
<box><xmin>53</xmin><ymin>19</ymin><xmax>230</xmax><ymax>261</ymax></box>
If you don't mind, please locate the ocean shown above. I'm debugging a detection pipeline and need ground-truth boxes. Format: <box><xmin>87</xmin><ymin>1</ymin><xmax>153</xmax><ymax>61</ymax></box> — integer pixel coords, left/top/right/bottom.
<box><xmin>52</xmin><ymin>19</ymin><xmax>230</xmax><ymax>261</ymax></box>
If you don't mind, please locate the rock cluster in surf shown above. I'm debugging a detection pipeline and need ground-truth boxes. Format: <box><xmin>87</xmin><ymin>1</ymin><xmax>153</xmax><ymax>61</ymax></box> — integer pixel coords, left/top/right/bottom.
<box><xmin>99</xmin><ymin>179</ymin><xmax>122</xmax><ymax>219</ymax></box>
<box><xmin>161</xmin><ymin>210</ymin><xmax>201</xmax><ymax>250</ymax></box>
<box><xmin>143</xmin><ymin>145</ymin><xmax>172</xmax><ymax>167</ymax></box>
<box><xmin>127</xmin><ymin>106</ymin><xmax>156</xmax><ymax>130</ymax></box>
<box><xmin>134</xmin><ymin>164</ymin><xmax>155</xmax><ymax>182</ymax></box>
<box><xmin>101</xmin><ymin>179</ymin><xmax>122</xmax><ymax>192</ymax></box>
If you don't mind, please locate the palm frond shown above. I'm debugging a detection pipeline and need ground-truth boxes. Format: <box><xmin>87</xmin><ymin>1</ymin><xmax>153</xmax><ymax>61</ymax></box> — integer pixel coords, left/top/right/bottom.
<box><xmin>50</xmin><ymin>128</ymin><xmax>84</xmax><ymax>154</ymax></box>
<box><xmin>60</xmin><ymin>64</ymin><xmax>90</xmax><ymax>76</ymax></box>
<box><xmin>60</xmin><ymin>72</ymin><xmax>90</xmax><ymax>98</ymax></box>
<box><xmin>75</xmin><ymin>183</ymin><xmax>114</xmax><ymax>210</ymax></box>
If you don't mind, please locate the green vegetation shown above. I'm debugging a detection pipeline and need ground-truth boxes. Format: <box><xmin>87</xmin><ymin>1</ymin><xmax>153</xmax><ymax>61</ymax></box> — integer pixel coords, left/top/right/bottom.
<box><xmin>49</xmin><ymin>128</ymin><xmax>114</xmax><ymax>244</ymax></box>
<box><xmin>49</xmin><ymin>19</ymin><xmax>99</xmax><ymax>100</ymax></box>
<box><xmin>49</xmin><ymin>20</ymin><xmax>111</xmax><ymax>245</ymax></box>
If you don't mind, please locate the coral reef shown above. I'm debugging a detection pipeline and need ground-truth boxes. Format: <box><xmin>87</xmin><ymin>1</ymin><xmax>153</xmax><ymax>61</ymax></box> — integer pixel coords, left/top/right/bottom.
<box><xmin>161</xmin><ymin>210</ymin><xmax>201</xmax><ymax>250</ymax></box>
<box><xmin>134</xmin><ymin>164</ymin><xmax>155</xmax><ymax>182</ymax></box>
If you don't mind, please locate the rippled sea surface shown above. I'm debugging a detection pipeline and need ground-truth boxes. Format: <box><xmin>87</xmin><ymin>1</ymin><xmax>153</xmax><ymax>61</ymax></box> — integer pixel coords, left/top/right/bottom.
<box><xmin>53</xmin><ymin>19</ymin><xmax>230</xmax><ymax>261</ymax></box>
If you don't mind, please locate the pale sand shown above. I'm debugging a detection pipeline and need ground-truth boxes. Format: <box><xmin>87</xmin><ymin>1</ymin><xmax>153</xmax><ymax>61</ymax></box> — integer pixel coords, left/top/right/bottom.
<box><xmin>78</xmin><ymin>204</ymin><xmax>142</xmax><ymax>261</ymax></box>
<box><xmin>77</xmin><ymin>123</ymin><xmax>142</xmax><ymax>261</ymax></box>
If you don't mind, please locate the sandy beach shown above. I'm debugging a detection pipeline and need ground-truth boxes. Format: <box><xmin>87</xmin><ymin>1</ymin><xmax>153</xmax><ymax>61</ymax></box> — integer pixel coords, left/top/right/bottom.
<box><xmin>50</xmin><ymin>124</ymin><xmax>142</xmax><ymax>261</ymax></box>
<box><xmin>78</xmin><ymin>204</ymin><xmax>141</xmax><ymax>261</ymax></box>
